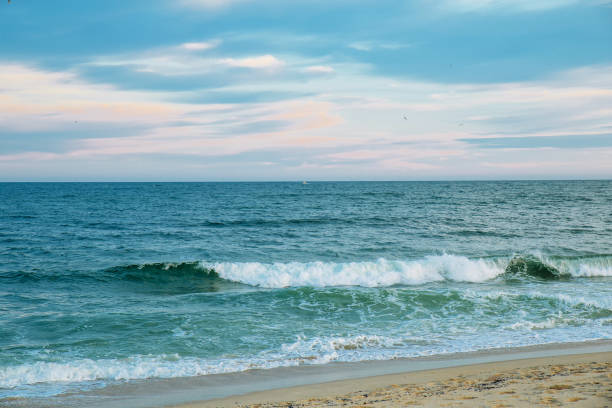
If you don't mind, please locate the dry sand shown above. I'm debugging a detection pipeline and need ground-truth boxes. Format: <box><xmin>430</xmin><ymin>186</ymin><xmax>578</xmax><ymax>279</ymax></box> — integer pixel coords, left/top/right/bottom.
<box><xmin>173</xmin><ymin>352</ymin><xmax>612</xmax><ymax>408</ymax></box>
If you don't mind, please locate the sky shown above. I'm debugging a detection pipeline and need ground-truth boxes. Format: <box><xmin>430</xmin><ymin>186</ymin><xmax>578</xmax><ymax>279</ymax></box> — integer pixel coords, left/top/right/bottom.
<box><xmin>0</xmin><ymin>0</ymin><xmax>611</xmax><ymax>181</ymax></box>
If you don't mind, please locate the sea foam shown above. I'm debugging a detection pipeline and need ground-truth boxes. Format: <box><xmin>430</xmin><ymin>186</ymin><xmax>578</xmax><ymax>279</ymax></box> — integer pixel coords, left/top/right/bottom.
<box><xmin>203</xmin><ymin>255</ymin><xmax>612</xmax><ymax>288</ymax></box>
<box><xmin>0</xmin><ymin>354</ymin><xmax>293</xmax><ymax>390</ymax></box>
<box><xmin>205</xmin><ymin>255</ymin><xmax>504</xmax><ymax>288</ymax></box>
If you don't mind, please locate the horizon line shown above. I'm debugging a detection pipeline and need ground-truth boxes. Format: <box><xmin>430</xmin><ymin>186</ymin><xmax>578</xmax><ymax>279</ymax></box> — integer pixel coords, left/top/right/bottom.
<box><xmin>1</xmin><ymin>178</ymin><xmax>611</xmax><ymax>183</ymax></box>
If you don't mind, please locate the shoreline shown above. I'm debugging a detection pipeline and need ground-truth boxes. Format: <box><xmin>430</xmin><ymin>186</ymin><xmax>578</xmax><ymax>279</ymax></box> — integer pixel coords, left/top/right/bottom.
<box><xmin>168</xmin><ymin>340</ymin><xmax>611</xmax><ymax>408</ymax></box>
<box><xmin>11</xmin><ymin>339</ymin><xmax>609</xmax><ymax>408</ymax></box>
<box><xmin>167</xmin><ymin>340</ymin><xmax>612</xmax><ymax>408</ymax></box>
<box><xmin>177</xmin><ymin>349</ymin><xmax>611</xmax><ymax>408</ymax></box>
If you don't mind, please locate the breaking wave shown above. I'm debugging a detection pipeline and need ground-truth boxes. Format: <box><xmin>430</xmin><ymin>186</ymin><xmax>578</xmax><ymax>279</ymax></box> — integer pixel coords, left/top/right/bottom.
<box><xmin>207</xmin><ymin>255</ymin><xmax>503</xmax><ymax>287</ymax></box>
<box><xmin>4</xmin><ymin>255</ymin><xmax>611</xmax><ymax>290</ymax></box>
<box><xmin>205</xmin><ymin>255</ymin><xmax>612</xmax><ymax>288</ymax></box>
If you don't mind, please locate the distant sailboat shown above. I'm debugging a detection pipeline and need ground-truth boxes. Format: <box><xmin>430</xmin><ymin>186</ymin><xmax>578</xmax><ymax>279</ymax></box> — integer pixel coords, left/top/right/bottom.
<box><xmin>302</xmin><ymin>181</ymin><xmax>308</xmax><ymax>185</ymax></box>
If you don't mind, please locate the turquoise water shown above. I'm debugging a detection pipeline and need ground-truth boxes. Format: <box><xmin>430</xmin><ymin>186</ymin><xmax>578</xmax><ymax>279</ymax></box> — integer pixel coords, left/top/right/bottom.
<box><xmin>1</xmin><ymin>181</ymin><xmax>611</xmax><ymax>400</ymax></box>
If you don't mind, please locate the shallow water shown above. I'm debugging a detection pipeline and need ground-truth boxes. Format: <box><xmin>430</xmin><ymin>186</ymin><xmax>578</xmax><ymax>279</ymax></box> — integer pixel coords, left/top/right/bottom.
<box><xmin>1</xmin><ymin>181</ymin><xmax>611</xmax><ymax>399</ymax></box>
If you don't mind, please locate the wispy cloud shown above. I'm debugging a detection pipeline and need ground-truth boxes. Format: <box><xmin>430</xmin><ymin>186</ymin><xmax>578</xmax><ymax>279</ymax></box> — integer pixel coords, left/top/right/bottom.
<box><xmin>88</xmin><ymin>50</ymin><xmax>284</xmax><ymax>76</ymax></box>
<box><xmin>0</xmin><ymin>63</ymin><xmax>344</xmax><ymax>159</ymax></box>
<box><xmin>179</xmin><ymin>40</ymin><xmax>221</xmax><ymax>51</ymax></box>
<box><xmin>348</xmin><ymin>41</ymin><xmax>409</xmax><ymax>52</ymax></box>
<box><xmin>220</xmin><ymin>55</ymin><xmax>284</xmax><ymax>69</ymax></box>
<box><xmin>438</xmin><ymin>0</ymin><xmax>579</xmax><ymax>12</ymax></box>
<box><xmin>177</xmin><ymin>0</ymin><xmax>250</xmax><ymax>9</ymax></box>
<box><xmin>460</xmin><ymin>134</ymin><xmax>612</xmax><ymax>149</ymax></box>
<box><xmin>304</xmin><ymin>65</ymin><xmax>334</xmax><ymax>74</ymax></box>
<box><xmin>2</xmin><ymin>60</ymin><xmax>611</xmax><ymax>179</ymax></box>
<box><xmin>2</xmin><ymin>0</ymin><xmax>610</xmax><ymax>180</ymax></box>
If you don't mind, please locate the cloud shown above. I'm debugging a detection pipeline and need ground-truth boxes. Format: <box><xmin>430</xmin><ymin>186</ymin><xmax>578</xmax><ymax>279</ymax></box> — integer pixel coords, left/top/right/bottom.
<box><xmin>2</xmin><ymin>59</ymin><xmax>612</xmax><ymax>180</ymax></box>
<box><xmin>220</xmin><ymin>55</ymin><xmax>284</xmax><ymax>69</ymax></box>
<box><xmin>348</xmin><ymin>42</ymin><xmax>409</xmax><ymax>52</ymax></box>
<box><xmin>0</xmin><ymin>63</ymin><xmax>346</xmax><ymax>162</ymax></box>
<box><xmin>304</xmin><ymin>65</ymin><xmax>334</xmax><ymax>74</ymax></box>
<box><xmin>179</xmin><ymin>40</ymin><xmax>221</xmax><ymax>51</ymax></box>
<box><xmin>484</xmin><ymin>153</ymin><xmax>612</xmax><ymax>169</ymax></box>
<box><xmin>87</xmin><ymin>44</ymin><xmax>286</xmax><ymax>77</ymax></box>
<box><xmin>438</xmin><ymin>0</ymin><xmax>579</xmax><ymax>12</ymax></box>
<box><xmin>0</xmin><ymin>64</ymin><xmax>188</xmax><ymax>132</ymax></box>
<box><xmin>177</xmin><ymin>0</ymin><xmax>249</xmax><ymax>9</ymax></box>
<box><xmin>460</xmin><ymin>134</ymin><xmax>612</xmax><ymax>149</ymax></box>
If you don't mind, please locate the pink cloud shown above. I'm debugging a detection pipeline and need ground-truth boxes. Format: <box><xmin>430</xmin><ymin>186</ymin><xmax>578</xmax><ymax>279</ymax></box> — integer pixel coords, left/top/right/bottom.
<box><xmin>220</xmin><ymin>55</ymin><xmax>284</xmax><ymax>69</ymax></box>
<box><xmin>179</xmin><ymin>40</ymin><xmax>220</xmax><ymax>51</ymax></box>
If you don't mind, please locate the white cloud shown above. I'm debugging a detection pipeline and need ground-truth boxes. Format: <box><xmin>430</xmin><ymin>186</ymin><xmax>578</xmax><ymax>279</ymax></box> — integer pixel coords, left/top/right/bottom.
<box><xmin>177</xmin><ymin>0</ymin><xmax>250</xmax><ymax>9</ymax></box>
<box><xmin>0</xmin><ymin>63</ymin><xmax>347</xmax><ymax>162</ymax></box>
<box><xmin>179</xmin><ymin>40</ymin><xmax>220</xmax><ymax>51</ymax></box>
<box><xmin>220</xmin><ymin>55</ymin><xmax>284</xmax><ymax>69</ymax></box>
<box><xmin>88</xmin><ymin>50</ymin><xmax>284</xmax><ymax>76</ymax></box>
<box><xmin>439</xmin><ymin>0</ymin><xmax>579</xmax><ymax>12</ymax></box>
<box><xmin>2</xmin><ymin>60</ymin><xmax>612</xmax><ymax>179</ymax></box>
<box><xmin>304</xmin><ymin>65</ymin><xmax>334</xmax><ymax>74</ymax></box>
<box><xmin>0</xmin><ymin>64</ymin><xmax>187</xmax><ymax>131</ymax></box>
<box><xmin>349</xmin><ymin>41</ymin><xmax>409</xmax><ymax>52</ymax></box>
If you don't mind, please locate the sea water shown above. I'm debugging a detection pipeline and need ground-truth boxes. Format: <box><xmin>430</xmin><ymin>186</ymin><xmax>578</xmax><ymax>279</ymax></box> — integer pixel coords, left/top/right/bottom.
<box><xmin>1</xmin><ymin>181</ymin><xmax>611</xmax><ymax>400</ymax></box>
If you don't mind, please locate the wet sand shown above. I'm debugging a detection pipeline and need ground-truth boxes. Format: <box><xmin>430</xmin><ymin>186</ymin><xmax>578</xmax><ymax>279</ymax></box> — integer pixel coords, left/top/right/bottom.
<box><xmin>174</xmin><ymin>351</ymin><xmax>612</xmax><ymax>408</ymax></box>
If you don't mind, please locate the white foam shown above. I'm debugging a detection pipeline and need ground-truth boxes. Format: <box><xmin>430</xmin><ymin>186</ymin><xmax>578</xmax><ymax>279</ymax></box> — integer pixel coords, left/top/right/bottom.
<box><xmin>509</xmin><ymin>319</ymin><xmax>556</xmax><ymax>330</ymax></box>
<box><xmin>0</xmin><ymin>335</ymin><xmax>407</xmax><ymax>389</ymax></box>
<box><xmin>537</xmin><ymin>255</ymin><xmax>612</xmax><ymax>277</ymax></box>
<box><xmin>2</xmin><ymin>329</ymin><xmax>610</xmax><ymax>392</ymax></box>
<box><xmin>0</xmin><ymin>354</ymin><xmax>295</xmax><ymax>389</ymax></box>
<box><xmin>205</xmin><ymin>255</ymin><xmax>504</xmax><ymax>288</ymax></box>
<box><xmin>468</xmin><ymin>289</ymin><xmax>611</xmax><ymax>311</ymax></box>
<box><xmin>572</xmin><ymin>263</ymin><xmax>612</xmax><ymax>277</ymax></box>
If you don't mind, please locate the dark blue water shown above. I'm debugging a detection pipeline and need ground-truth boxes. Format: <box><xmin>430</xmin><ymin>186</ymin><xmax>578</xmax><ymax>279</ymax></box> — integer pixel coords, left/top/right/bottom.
<box><xmin>1</xmin><ymin>181</ymin><xmax>611</xmax><ymax>400</ymax></box>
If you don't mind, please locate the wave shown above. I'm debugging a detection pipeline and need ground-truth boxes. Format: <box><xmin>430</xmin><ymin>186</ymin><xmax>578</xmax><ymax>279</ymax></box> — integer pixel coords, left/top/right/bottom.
<box><xmin>104</xmin><ymin>262</ymin><xmax>218</xmax><ymax>282</ymax></box>
<box><xmin>0</xmin><ymin>354</ymin><xmax>274</xmax><ymax>390</ymax></box>
<box><xmin>0</xmin><ymin>335</ymin><xmax>403</xmax><ymax>389</ymax></box>
<box><xmin>1</xmin><ymin>262</ymin><xmax>240</xmax><ymax>295</ymax></box>
<box><xmin>504</xmin><ymin>256</ymin><xmax>570</xmax><ymax>279</ymax></box>
<box><xmin>1</xmin><ymin>287</ymin><xmax>610</xmax><ymax>394</ymax></box>
<box><xmin>4</xmin><ymin>255</ymin><xmax>611</xmax><ymax>290</ymax></box>
<box><xmin>0</xmin><ymin>335</ymin><xmax>407</xmax><ymax>391</ymax></box>
<box><xmin>101</xmin><ymin>262</ymin><xmax>246</xmax><ymax>294</ymax></box>
<box><xmin>554</xmin><ymin>257</ymin><xmax>612</xmax><ymax>277</ymax></box>
<box><xmin>206</xmin><ymin>255</ymin><xmax>503</xmax><ymax>288</ymax></box>
<box><xmin>2</xmin><ymin>329</ymin><xmax>609</xmax><ymax>392</ymax></box>
<box><xmin>207</xmin><ymin>255</ymin><xmax>612</xmax><ymax>288</ymax></box>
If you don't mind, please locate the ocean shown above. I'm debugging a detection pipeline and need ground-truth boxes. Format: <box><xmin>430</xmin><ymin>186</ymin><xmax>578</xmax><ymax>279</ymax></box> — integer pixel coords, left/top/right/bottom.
<box><xmin>1</xmin><ymin>181</ymin><xmax>611</xmax><ymax>403</ymax></box>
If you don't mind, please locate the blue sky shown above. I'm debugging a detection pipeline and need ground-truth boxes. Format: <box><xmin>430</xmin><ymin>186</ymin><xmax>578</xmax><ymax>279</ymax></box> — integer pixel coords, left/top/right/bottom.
<box><xmin>1</xmin><ymin>0</ymin><xmax>611</xmax><ymax>181</ymax></box>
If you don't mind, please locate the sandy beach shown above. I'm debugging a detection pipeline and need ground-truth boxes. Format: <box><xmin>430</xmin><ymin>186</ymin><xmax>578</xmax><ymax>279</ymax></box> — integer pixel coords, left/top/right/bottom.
<box><xmin>175</xmin><ymin>351</ymin><xmax>612</xmax><ymax>408</ymax></box>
